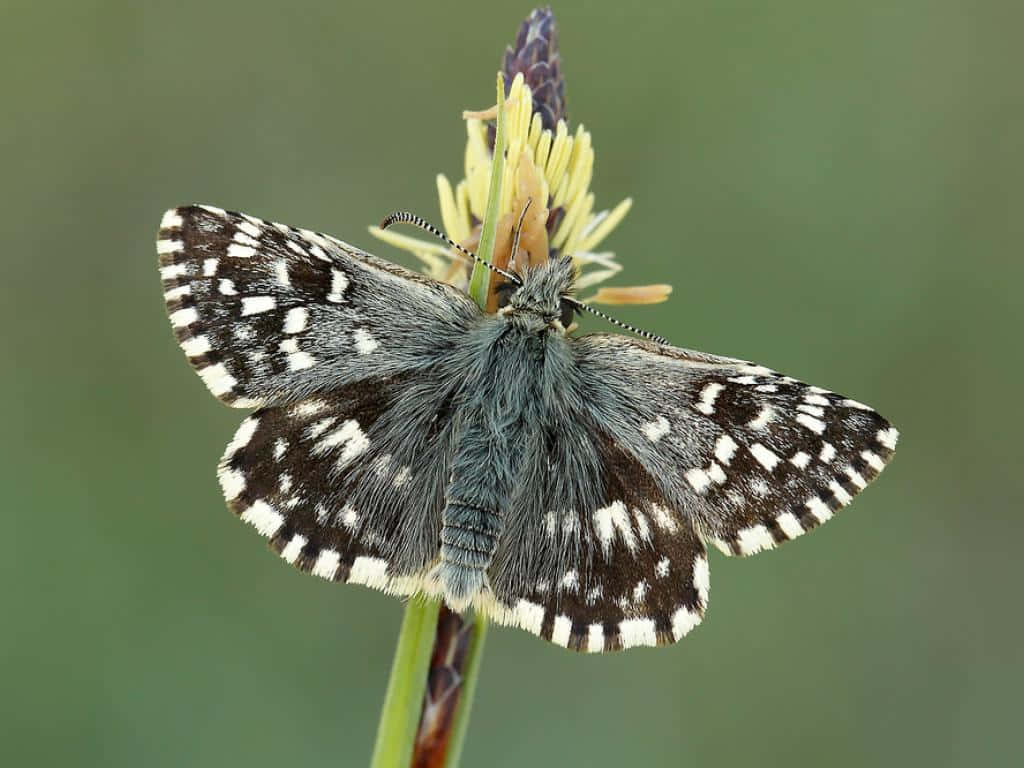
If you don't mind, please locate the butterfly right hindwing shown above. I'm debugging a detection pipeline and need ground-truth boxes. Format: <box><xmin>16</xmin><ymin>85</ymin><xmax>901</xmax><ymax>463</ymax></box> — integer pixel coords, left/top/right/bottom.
<box><xmin>218</xmin><ymin>375</ymin><xmax>457</xmax><ymax>595</ymax></box>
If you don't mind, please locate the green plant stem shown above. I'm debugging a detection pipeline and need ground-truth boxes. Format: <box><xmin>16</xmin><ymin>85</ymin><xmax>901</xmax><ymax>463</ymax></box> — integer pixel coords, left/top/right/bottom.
<box><xmin>370</xmin><ymin>73</ymin><xmax>507</xmax><ymax>768</ymax></box>
<box><xmin>370</xmin><ymin>599</ymin><xmax>442</xmax><ymax>768</ymax></box>
<box><xmin>467</xmin><ymin>74</ymin><xmax>508</xmax><ymax>303</ymax></box>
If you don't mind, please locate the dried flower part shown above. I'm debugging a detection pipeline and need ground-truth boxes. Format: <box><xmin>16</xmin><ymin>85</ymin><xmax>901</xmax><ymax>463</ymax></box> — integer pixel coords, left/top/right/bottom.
<box><xmin>368</xmin><ymin>47</ymin><xmax>672</xmax><ymax>308</ymax></box>
<box><xmin>484</xmin><ymin>151</ymin><xmax>550</xmax><ymax>310</ymax></box>
<box><xmin>491</xmin><ymin>6</ymin><xmax>566</xmax><ymax>146</ymax></box>
<box><xmin>582</xmin><ymin>284</ymin><xmax>674</xmax><ymax>305</ymax></box>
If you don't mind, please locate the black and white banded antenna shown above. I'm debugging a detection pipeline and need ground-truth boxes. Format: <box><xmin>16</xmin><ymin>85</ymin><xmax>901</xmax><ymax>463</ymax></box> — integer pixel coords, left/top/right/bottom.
<box><xmin>565</xmin><ymin>298</ymin><xmax>669</xmax><ymax>346</ymax></box>
<box><xmin>380</xmin><ymin>210</ymin><xmax>667</xmax><ymax>345</ymax></box>
<box><xmin>379</xmin><ymin>211</ymin><xmax>522</xmax><ymax>285</ymax></box>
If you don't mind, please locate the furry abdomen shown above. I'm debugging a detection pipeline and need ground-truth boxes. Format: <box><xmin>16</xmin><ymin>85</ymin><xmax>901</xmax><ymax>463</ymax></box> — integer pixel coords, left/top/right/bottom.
<box><xmin>438</xmin><ymin>316</ymin><xmax>561</xmax><ymax>609</ymax></box>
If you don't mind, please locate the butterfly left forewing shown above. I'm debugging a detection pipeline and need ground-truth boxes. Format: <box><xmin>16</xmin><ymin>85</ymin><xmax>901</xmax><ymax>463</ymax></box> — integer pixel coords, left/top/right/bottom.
<box><xmin>574</xmin><ymin>334</ymin><xmax>898</xmax><ymax>558</ymax></box>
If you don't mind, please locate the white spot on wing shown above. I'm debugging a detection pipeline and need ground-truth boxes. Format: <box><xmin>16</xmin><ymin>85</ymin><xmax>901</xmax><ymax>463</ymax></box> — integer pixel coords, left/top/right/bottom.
<box><xmin>861</xmin><ymin>450</ymin><xmax>885</xmax><ymax>471</ymax></box>
<box><xmin>157</xmin><ymin>239</ymin><xmax>183</xmax><ymax>254</ymax></box>
<box><xmin>685</xmin><ymin>467</ymin><xmax>711</xmax><ymax>492</ymax></box>
<box><xmin>181</xmin><ymin>335</ymin><xmax>211</xmax><ymax>357</ymax></box>
<box><xmin>237</xmin><ymin>220</ymin><xmax>261</xmax><ymax>238</ymax></box>
<box><xmin>224</xmin><ymin>416</ymin><xmax>258</xmax><ymax>458</ymax></box>
<box><xmin>829</xmin><ymin>480</ymin><xmax>853</xmax><ymax>506</ymax></box>
<box><xmin>819</xmin><ymin>442</ymin><xmax>836</xmax><ymax>463</ymax></box>
<box><xmin>789</xmin><ymin>451</ymin><xmax>811</xmax><ymax>469</ymax></box>
<box><xmin>796</xmin><ymin>413</ymin><xmax>826</xmax><ymax>434</ymax></box>
<box><xmin>328</xmin><ymin>269</ymin><xmax>349</xmax><ymax>302</ymax></box>
<box><xmin>312</xmin><ymin>549</ymin><xmax>341</xmax><ymax>580</ymax></box>
<box><xmin>279</xmin><ymin>338</ymin><xmax>315</xmax><ymax>370</ymax></box>
<box><xmin>241</xmin><ymin>296</ymin><xmax>276</xmax><ymax>315</ymax></box>
<box><xmin>749</xmin><ymin>443</ymin><xmax>780</xmax><ymax>471</ymax></box>
<box><xmin>202</xmin><ymin>258</ymin><xmax>218</xmax><ymax>276</ymax></box>
<box><xmin>160</xmin><ymin>263</ymin><xmax>189</xmax><ymax>280</ymax></box>
<box><xmin>714</xmin><ymin>434</ymin><xmax>738</xmax><ymax>465</ymax></box>
<box><xmin>593</xmin><ymin>501</ymin><xmax>636</xmax><ymax>554</ymax></box>
<box><xmin>736</xmin><ymin>524</ymin><xmax>775</xmax><ymax>554</ymax></box>
<box><xmin>551</xmin><ymin>615</ymin><xmax>572</xmax><ymax>647</ymax></box>
<box><xmin>283</xmin><ymin>307</ymin><xmax>308</xmax><ymax>334</ymax></box>
<box><xmin>515</xmin><ymin>600</ymin><xmax>545</xmax><ymax>635</ymax></box>
<box><xmin>650</xmin><ymin>505</ymin><xmax>678</xmax><ymax>533</ymax></box>
<box><xmin>632</xmin><ymin>580</ymin><xmax>649</xmax><ymax>603</ymax></box>
<box><xmin>170</xmin><ymin>307</ymin><xmax>198</xmax><ymax>328</ymax></box>
<box><xmin>805</xmin><ymin>496</ymin><xmax>832</xmax><ymax>523</ymax></box>
<box><xmin>353</xmin><ymin>327</ymin><xmax>379</xmax><ymax>354</ymax></box>
<box><xmin>671</xmin><ymin>606</ymin><xmax>700</xmax><ymax>640</ymax></box>
<box><xmin>586</xmin><ymin>623</ymin><xmax>604</xmax><ymax>653</ymax></box>
<box><xmin>619</xmin><ymin>618</ymin><xmax>657</xmax><ymax>649</ymax></box>
<box><xmin>655</xmin><ymin>557</ymin><xmax>670</xmax><ymax>578</ymax></box>
<box><xmin>227</xmin><ymin>243</ymin><xmax>256</xmax><ymax>259</ymax></box>
<box><xmin>561</xmin><ymin>570</ymin><xmax>579</xmax><ymax>591</ymax></box>
<box><xmin>695</xmin><ymin>382</ymin><xmax>724</xmax><ymax>415</ymax></box>
<box><xmin>642</xmin><ymin>416</ymin><xmax>670</xmax><ymax>442</ymax></box>
<box><xmin>160</xmin><ymin>210</ymin><xmax>183</xmax><ymax>230</ymax></box>
<box><xmin>241</xmin><ymin>500</ymin><xmax>284</xmax><ymax>537</ymax></box>
<box><xmin>281</xmin><ymin>534</ymin><xmax>307</xmax><ymax>564</ymax></box>
<box><xmin>218</xmin><ymin>279</ymin><xmax>237</xmax><ymax>295</ymax></box>
<box><xmin>843</xmin><ymin>398</ymin><xmax>873</xmax><ymax>411</ymax></box>
<box><xmin>776</xmin><ymin>512</ymin><xmax>805</xmax><ymax>539</ymax></box>
<box><xmin>876</xmin><ymin>427</ymin><xmax>899</xmax><ymax>450</ymax></box>
<box><xmin>274</xmin><ymin>260</ymin><xmax>291</xmax><ymax>287</ymax></box>
<box><xmin>315</xmin><ymin>419</ymin><xmax>369</xmax><ymax>465</ymax></box>
<box><xmin>693</xmin><ymin>556</ymin><xmax>710</xmax><ymax>606</ymax></box>
<box><xmin>217</xmin><ymin>466</ymin><xmax>245</xmax><ymax>500</ymax></box>
<box><xmin>198</xmin><ymin>363</ymin><xmax>237</xmax><ymax>396</ymax></box>
<box><xmin>844</xmin><ymin>465</ymin><xmax>867</xmax><ymax>489</ymax></box>
<box><xmin>163</xmin><ymin>284</ymin><xmax>191</xmax><ymax>302</ymax></box>
<box><xmin>348</xmin><ymin>556</ymin><xmax>388</xmax><ymax>588</ymax></box>
<box><xmin>747</xmin><ymin>406</ymin><xmax>774</xmax><ymax>429</ymax></box>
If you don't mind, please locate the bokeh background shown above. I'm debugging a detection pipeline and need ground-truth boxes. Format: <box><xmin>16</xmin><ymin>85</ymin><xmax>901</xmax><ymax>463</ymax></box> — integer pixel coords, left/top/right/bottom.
<box><xmin>3</xmin><ymin>2</ymin><xmax>1021</xmax><ymax>766</ymax></box>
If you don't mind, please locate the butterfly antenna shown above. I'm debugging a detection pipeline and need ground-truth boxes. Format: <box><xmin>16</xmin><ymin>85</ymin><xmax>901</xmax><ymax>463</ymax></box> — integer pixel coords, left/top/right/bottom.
<box><xmin>566</xmin><ymin>297</ymin><xmax>669</xmax><ymax>346</ymax></box>
<box><xmin>508</xmin><ymin>198</ymin><xmax>532</xmax><ymax>271</ymax></box>
<box><xmin>380</xmin><ymin>211</ymin><xmax>522</xmax><ymax>285</ymax></box>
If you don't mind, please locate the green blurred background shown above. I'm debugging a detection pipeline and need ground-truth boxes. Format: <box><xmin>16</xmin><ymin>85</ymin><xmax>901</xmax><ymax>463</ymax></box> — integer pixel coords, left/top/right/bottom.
<box><xmin>3</xmin><ymin>2</ymin><xmax>1021</xmax><ymax>766</ymax></box>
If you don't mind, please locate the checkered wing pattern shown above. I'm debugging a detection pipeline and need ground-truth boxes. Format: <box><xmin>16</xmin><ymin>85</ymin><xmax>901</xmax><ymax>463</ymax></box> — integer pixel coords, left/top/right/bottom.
<box><xmin>157</xmin><ymin>205</ymin><xmax>477</xmax><ymax>407</ymax></box>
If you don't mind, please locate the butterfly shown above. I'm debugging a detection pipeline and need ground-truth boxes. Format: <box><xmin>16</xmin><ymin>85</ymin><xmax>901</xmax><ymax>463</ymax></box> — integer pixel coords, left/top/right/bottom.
<box><xmin>157</xmin><ymin>204</ymin><xmax>898</xmax><ymax>652</ymax></box>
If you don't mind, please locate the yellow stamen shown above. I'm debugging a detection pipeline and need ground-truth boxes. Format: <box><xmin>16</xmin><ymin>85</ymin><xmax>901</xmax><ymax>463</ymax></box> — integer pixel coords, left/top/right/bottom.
<box><xmin>582</xmin><ymin>285</ymin><xmax>674</xmax><ymax>305</ymax></box>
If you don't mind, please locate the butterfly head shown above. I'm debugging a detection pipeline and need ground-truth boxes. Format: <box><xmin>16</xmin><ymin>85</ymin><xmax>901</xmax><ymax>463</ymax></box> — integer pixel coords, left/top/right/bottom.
<box><xmin>496</xmin><ymin>254</ymin><xmax>577</xmax><ymax>333</ymax></box>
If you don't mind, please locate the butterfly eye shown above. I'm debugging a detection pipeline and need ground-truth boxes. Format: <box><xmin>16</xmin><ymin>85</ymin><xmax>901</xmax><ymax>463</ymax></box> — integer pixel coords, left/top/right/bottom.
<box><xmin>559</xmin><ymin>297</ymin><xmax>576</xmax><ymax>328</ymax></box>
<box><xmin>496</xmin><ymin>281</ymin><xmax>518</xmax><ymax>308</ymax></box>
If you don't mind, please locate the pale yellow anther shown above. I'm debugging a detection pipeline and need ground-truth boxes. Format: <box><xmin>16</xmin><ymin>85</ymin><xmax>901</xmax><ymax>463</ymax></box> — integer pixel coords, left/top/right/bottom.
<box><xmin>368</xmin><ymin>78</ymin><xmax>666</xmax><ymax>304</ymax></box>
<box><xmin>577</xmin><ymin>198</ymin><xmax>632</xmax><ymax>255</ymax></box>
